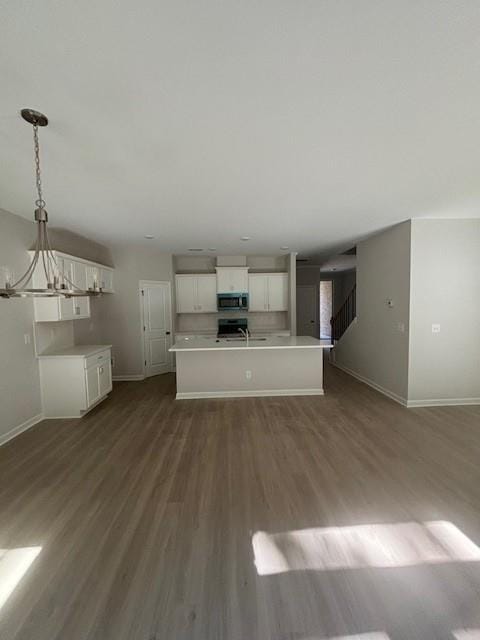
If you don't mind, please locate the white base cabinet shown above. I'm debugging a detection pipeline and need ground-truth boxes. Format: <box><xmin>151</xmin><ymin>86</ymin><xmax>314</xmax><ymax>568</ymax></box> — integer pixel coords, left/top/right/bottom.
<box><xmin>38</xmin><ymin>347</ymin><xmax>112</xmax><ymax>418</ymax></box>
<box><xmin>248</xmin><ymin>273</ymin><xmax>289</xmax><ymax>311</ymax></box>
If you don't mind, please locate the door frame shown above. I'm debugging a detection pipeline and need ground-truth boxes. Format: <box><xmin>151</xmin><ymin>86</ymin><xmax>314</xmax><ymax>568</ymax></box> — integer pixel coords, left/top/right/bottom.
<box><xmin>139</xmin><ymin>280</ymin><xmax>173</xmax><ymax>378</ymax></box>
<box><xmin>319</xmin><ymin>278</ymin><xmax>334</xmax><ymax>340</ymax></box>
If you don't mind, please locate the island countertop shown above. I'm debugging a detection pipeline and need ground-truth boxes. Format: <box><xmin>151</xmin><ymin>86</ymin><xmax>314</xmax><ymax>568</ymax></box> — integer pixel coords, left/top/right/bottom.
<box><xmin>169</xmin><ymin>336</ymin><xmax>332</xmax><ymax>352</ymax></box>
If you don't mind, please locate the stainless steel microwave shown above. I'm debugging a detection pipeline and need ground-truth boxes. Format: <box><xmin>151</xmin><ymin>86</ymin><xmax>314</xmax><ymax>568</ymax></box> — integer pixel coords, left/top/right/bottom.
<box><xmin>217</xmin><ymin>292</ymin><xmax>248</xmax><ymax>311</ymax></box>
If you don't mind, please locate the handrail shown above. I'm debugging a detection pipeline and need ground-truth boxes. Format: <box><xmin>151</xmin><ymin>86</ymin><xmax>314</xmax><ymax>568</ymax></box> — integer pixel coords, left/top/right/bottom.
<box><xmin>331</xmin><ymin>284</ymin><xmax>356</xmax><ymax>341</ymax></box>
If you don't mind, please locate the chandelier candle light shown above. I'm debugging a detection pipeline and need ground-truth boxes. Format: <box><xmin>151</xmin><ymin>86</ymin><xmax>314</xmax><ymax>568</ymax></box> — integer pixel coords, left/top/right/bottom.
<box><xmin>0</xmin><ymin>109</ymin><xmax>102</xmax><ymax>298</ymax></box>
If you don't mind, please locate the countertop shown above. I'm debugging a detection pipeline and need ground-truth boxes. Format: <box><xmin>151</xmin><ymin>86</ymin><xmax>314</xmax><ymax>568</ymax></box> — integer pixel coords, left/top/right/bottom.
<box><xmin>170</xmin><ymin>336</ymin><xmax>332</xmax><ymax>352</ymax></box>
<box><xmin>37</xmin><ymin>344</ymin><xmax>112</xmax><ymax>359</ymax></box>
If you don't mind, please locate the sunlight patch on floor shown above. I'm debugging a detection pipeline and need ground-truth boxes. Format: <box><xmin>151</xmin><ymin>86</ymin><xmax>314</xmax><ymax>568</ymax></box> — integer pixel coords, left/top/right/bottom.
<box><xmin>252</xmin><ymin>521</ymin><xmax>480</xmax><ymax>575</ymax></box>
<box><xmin>0</xmin><ymin>547</ymin><xmax>42</xmax><ymax>611</ymax></box>
<box><xmin>453</xmin><ymin>631</ymin><xmax>480</xmax><ymax>640</ymax></box>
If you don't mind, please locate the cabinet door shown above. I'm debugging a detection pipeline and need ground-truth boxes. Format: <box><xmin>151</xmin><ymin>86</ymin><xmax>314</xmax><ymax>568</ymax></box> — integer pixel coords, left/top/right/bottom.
<box><xmin>85</xmin><ymin>365</ymin><xmax>100</xmax><ymax>407</ymax></box>
<box><xmin>216</xmin><ymin>268</ymin><xmax>248</xmax><ymax>293</ymax></box>
<box><xmin>86</xmin><ymin>266</ymin><xmax>99</xmax><ymax>291</ymax></box>
<box><xmin>248</xmin><ymin>275</ymin><xmax>268</xmax><ymax>311</ymax></box>
<box><xmin>61</xmin><ymin>258</ymin><xmax>75</xmax><ymax>288</ymax></box>
<box><xmin>99</xmin><ymin>268</ymin><xmax>113</xmax><ymax>293</ymax></box>
<box><xmin>267</xmin><ymin>274</ymin><xmax>289</xmax><ymax>311</ymax></box>
<box><xmin>195</xmin><ymin>275</ymin><xmax>217</xmax><ymax>312</ymax></box>
<box><xmin>58</xmin><ymin>297</ymin><xmax>75</xmax><ymax>320</ymax></box>
<box><xmin>176</xmin><ymin>275</ymin><xmax>196</xmax><ymax>313</ymax></box>
<box><xmin>231</xmin><ymin>269</ymin><xmax>248</xmax><ymax>293</ymax></box>
<box><xmin>98</xmin><ymin>361</ymin><xmax>112</xmax><ymax>397</ymax></box>
<box><xmin>216</xmin><ymin>269</ymin><xmax>232</xmax><ymax>293</ymax></box>
<box><xmin>72</xmin><ymin>296</ymin><xmax>90</xmax><ymax>319</ymax></box>
<box><xmin>72</xmin><ymin>261</ymin><xmax>88</xmax><ymax>290</ymax></box>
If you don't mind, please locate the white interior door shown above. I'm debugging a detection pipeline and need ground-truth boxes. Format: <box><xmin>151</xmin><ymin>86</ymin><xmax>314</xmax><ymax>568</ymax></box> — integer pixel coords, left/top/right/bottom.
<box><xmin>296</xmin><ymin>285</ymin><xmax>319</xmax><ymax>337</ymax></box>
<box><xmin>141</xmin><ymin>282</ymin><xmax>172</xmax><ymax>377</ymax></box>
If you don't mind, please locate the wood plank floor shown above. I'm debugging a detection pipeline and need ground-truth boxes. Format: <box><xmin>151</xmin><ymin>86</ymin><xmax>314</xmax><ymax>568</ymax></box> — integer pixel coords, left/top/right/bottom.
<box><xmin>1</xmin><ymin>365</ymin><xmax>480</xmax><ymax>639</ymax></box>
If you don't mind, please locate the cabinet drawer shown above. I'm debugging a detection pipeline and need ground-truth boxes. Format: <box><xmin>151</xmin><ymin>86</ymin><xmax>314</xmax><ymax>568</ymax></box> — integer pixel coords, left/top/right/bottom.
<box><xmin>85</xmin><ymin>349</ymin><xmax>111</xmax><ymax>370</ymax></box>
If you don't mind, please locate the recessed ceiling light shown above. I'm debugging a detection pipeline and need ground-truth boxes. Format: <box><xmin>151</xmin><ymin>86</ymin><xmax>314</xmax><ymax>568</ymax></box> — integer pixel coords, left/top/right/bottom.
<box><xmin>188</xmin><ymin>248</ymin><xmax>204</xmax><ymax>252</ymax></box>
<box><xmin>280</xmin><ymin>246</ymin><xmax>289</xmax><ymax>250</ymax></box>
<box><xmin>144</xmin><ymin>235</ymin><xmax>154</xmax><ymax>239</ymax></box>
<box><xmin>240</xmin><ymin>236</ymin><xmax>251</xmax><ymax>241</ymax></box>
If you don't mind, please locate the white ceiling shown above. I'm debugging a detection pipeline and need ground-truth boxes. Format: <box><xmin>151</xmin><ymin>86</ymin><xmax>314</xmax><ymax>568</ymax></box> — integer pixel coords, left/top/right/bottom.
<box><xmin>1</xmin><ymin>1</ymin><xmax>480</xmax><ymax>263</ymax></box>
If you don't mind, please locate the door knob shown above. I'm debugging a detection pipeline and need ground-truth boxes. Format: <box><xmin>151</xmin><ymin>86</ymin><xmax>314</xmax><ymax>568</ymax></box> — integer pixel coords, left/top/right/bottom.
<box><xmin>166</xmin><ymin>331</ymin><xmax>171</xmax><ymax>335</ymax></box>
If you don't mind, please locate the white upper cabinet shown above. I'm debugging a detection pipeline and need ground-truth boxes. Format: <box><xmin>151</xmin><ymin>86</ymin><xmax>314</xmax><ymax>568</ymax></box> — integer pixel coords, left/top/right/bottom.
<box><xmin>216</xmin><ymin>267</ymin><xmax>249</xmax><ymax>293</ymax></box>
<box><xmin>176</xmin><ymin>274</ymin><xmax>217</xmax><ymax>313</ymax></box>
<box><xmin>248</xmin><ymin>273</ymin><xmax>288</xmax><ymax>312</ymax></box>
<box><xmin>195</xmin><ymin>275</ymin><xmax>217</xmax><ymax>312</ymax></box>
<box><xmin>267</xmin><ymin>273</ymin><xmax>289</xmax><ymax>311</ymax></box>
<box><xmin>99</xmin><ymin>268</ymin><xmax>114</xmax><ymax>293</ymax></box>
<box><xmin>30</xmin><ymin>250</ymin><xmax>114</xmax><ymax>322</ymax></box>
<box><xmin>248</xmin><ymin>274</ymin><xmax>268</xmax><ymax>311</ymax></box>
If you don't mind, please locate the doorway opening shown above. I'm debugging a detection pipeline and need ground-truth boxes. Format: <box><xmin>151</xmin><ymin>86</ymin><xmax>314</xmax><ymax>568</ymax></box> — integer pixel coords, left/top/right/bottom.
<box><xmin>319</xmin><ymin>280</ymin><xmax>333</xmax><ymax>340</ymax></box>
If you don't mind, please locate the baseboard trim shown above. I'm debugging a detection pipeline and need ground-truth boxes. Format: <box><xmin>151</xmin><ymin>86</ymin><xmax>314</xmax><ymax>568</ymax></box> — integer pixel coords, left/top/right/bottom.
<box><xmin>112</xmin><ymin>375</ymin><xmax>145</xmax><ymax>382</ymax></box>
<box><xmin>176</xmin><ymin>388</ymin><xmax>324</xmax><ymax>400</ymax></box>
<box><xmin>0</xmin><ymin>413</ymin><xmax>44</xmax><ymax>447</ymax></box>
<box><xmin>332</xmin><ymin>362</ymin><xmax>408</xmax><ymax>407</ymax></box>
<box><xmin>406</xmin><ymin>397</ymin><xmax>480</xmax><ymax>408</ymax></box>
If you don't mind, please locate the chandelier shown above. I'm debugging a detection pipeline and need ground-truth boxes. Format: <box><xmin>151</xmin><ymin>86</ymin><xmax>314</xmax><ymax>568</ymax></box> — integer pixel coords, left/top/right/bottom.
<box><xmin>0</xmin><ymin>109</ymin><xmax>101</xmax><ymax>298</ymax></box>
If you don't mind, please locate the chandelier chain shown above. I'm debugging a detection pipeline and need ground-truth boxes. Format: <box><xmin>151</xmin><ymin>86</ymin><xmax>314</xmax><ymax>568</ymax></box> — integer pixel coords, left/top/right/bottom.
<box><xmin>33</xmin><ymin>124</ymin><xmax>46</xmax><ymax>209</ymax></box>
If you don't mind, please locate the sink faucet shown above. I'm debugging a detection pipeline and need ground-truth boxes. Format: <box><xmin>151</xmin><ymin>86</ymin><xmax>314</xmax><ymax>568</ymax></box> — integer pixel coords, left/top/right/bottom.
<box><xmin>238</xmin><ymin>328</ymin><xmax>250</xmax><ymax>345</ymax></box>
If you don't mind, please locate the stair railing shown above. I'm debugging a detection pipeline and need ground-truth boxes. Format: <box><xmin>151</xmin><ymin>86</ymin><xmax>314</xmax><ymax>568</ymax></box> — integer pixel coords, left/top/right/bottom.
<box><xmin>330</xmin><ymin>284</ymin><xmax>356</xmax><ymax>341</ymax></box>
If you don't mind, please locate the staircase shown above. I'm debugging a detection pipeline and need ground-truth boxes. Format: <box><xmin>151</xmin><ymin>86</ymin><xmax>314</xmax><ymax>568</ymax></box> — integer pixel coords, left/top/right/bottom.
<box><xmin>331</xmin><ymin>285</ymin><xmax>356</xmax><ymax>341</ymax></box>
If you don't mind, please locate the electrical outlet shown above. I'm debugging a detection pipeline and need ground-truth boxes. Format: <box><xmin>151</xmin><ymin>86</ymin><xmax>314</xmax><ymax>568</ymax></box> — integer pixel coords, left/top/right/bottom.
<box><xmin>432</xmin><ymin>324</ymin><xmax>441</xmax><ymax>333</ymax></box>
<box><xmin>24</xmin><ymin>333</ymin><xmax>31</xmax><ymax>345</ymax></box>
<box><xmin>397</xmin><ymin>322</ymin><xmax>405</xmax><ymax>333</ymax></box>
<box><xmin>245</xmin><ymin>370</ymin><xmax>252</xmax><ymax>380</ymax></box>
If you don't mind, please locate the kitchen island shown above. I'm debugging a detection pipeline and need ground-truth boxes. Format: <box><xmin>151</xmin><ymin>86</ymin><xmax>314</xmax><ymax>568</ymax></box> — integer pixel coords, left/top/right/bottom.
<box><xmin>169</xmin><ymin>336</ymin><xmax>331</xmax><ymax>399</ymax></box>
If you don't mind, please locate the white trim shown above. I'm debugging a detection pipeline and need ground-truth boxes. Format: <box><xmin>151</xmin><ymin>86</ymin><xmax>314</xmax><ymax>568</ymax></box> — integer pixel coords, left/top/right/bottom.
<box><xmin>333</xmin><ymin>362</ymin><xmax>480</xmax><ymax>409</ymax></box>
<box><xmin>406</xmin><ymin>397</ymin><xmax>480</xmax><ymax>408</ymax></box>
<box><xmin>176</xmin><ymin>388</ymin><xmax>324</xmax><ymax>400</ymax></box>
<box><xmin>112</xmin><ymin>375</ymin><xmax>145</xmax><ymax>382</ymax></box>
<box><xmin>0</xmin><ymin>413</ymin><xmax>44</xmax><ymax>447</ymax></box>
<box><xmin>332</xmin><ymin>362</ymin><xmax>408</xmax><ymax>406</ymax></box>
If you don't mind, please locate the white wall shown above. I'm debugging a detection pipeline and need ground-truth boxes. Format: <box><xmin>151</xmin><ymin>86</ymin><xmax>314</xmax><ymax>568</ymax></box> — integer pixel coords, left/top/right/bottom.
<box><xmin>76</xmin><ymin>246</ymin><xmax>174</xmax><ymax>377</ymax></box>
<box><xmin>334</xmin><ymin>221</ymin><xmax>411</xmax><ymax>403</ymax></box>
<box><xmin>0</xmin><ymin>208</ymin><xmax>111</xmax><ymax>442</ymax></box>
<box><xmin>0</xmin><ymin>210</ymin><xmax>42</xmax><ymax>441</ymax></box>
<box><xmin>408</xmin><ymin>219</ymin><xmax>480</xmax><ymax>405</ymax></box>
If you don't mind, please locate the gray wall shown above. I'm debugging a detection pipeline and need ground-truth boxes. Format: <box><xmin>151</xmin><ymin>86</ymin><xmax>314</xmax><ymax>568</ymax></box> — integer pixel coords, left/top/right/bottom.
<box><xmin>334</xmin><ymin>221</ymin><xmax>412</xmax><ymax>402</ymax></box>
<box><xmin>296</xmin><ymin>267</ymin><xmax>356</xmax><ymax>314</ymax></box>
<box><xmin>408</xmin><ymin>219</ymin><xmax>480</xmax><ymax>404</ymax></box>
<box><xmin>75</xmin><ymin>246</ymin><xmax>174</xmax><ymax>377</ymax></box>
<box><xmin>0</xmin><ymin>208</ymin><xmax>111</xmax><ymax>441</ymax></box>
